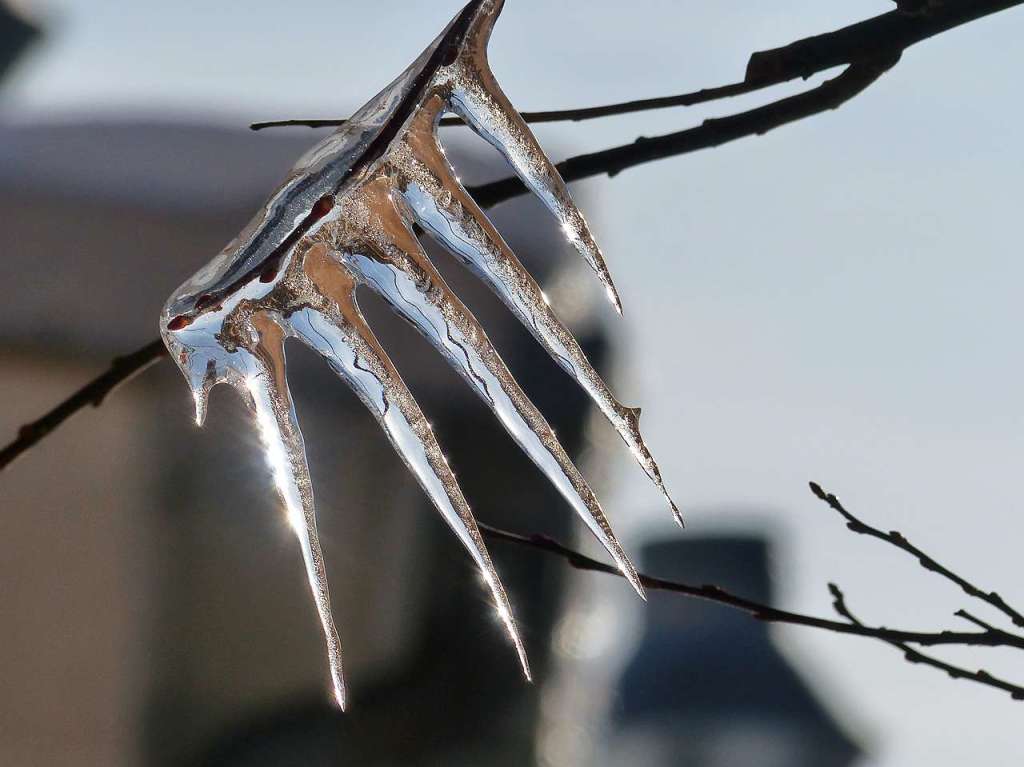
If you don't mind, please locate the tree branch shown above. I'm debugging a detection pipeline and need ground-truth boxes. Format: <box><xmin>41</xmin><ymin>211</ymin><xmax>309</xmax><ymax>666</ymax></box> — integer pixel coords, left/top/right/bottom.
<box><xmin>0</xmin><ymin>340</ymin><xmax>167</xmax><ymax>472</ymax></box>
<box><xmin>479</xmin><ymin>480</ymin><xmax>1024</xmax><ymax>701</ymax></box>
<box><xmin>251</xmin><ymin>0</ymin><xmax>1022</xmax><ymax>133</ymax></box>
<box><xmin>477</xmin><ymin>517</ymin><xmax>1024</xmax><ymax>652</ymax></box>
<box><xmin>467</xmin><ymin>54</ymin><xmax>899</xmax><ymax>208</ymax></box>
<box><xmin>808</xmin><ymin>481</ymin><xmax>1024</xmax><ymax>628</ymax></box>
<box><xmin>249</xmin><ymin>80</ymin><xmax>761</xmax><ymax>131</ymax></box>
<box><xmin>829</xmin><ymin>583</ymin><xmax>1024</xmax><ymax>701</ymax></box>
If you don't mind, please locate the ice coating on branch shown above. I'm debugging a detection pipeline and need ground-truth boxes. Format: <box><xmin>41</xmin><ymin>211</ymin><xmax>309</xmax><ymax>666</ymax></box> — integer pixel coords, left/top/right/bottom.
<box><xmin>161</xmin><ymin>0</ymin><xmax>676</xmax><ymax>706</ymax></box>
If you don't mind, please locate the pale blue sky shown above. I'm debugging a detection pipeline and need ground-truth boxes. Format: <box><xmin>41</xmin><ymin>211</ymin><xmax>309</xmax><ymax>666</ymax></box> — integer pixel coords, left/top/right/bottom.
<box><xmin>4</xmin><ymin>1</ymin><xmax>1023</xmax><ymax>764</ymax></box>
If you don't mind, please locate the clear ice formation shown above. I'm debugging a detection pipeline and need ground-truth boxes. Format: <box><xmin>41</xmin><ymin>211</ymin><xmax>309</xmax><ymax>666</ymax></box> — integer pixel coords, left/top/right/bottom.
<box><xmin>161</xmin><ymin>0</ymin><xmax>678</xmax><ymax>709</ymax></box>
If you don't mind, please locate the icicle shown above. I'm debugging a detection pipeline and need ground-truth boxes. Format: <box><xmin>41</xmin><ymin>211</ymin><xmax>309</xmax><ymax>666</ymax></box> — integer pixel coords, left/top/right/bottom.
<box><xmin>160</xmin><ymin>0</ymin><xmax>679</xmax><ymax>705</ymax></box>
<box><xmin>290</xmin><ymin>243</ymin><xmax>529</xmax><ymax>678</ymax></box>
<box><xmin>235</xmin><ymin>312</ymin><xmax>346</xmax><ymax>709</ymax></box>
<box><xmin>331</xmin><ymin>177</ymin><xmax>644</xmax><ymax>597</ymax></box>
<box><xmin>438</xmin><ymin>1</ymin><xmax>623</xmax><ymax>314</ymax></box>
<box><xmin>396</xmin><ymin>95</ymin><xmax>680</xmax><ymax>524</ymax></box>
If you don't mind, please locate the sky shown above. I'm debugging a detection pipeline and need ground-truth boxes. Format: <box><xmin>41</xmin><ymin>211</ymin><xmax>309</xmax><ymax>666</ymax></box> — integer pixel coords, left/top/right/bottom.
<box><xmin>3</xmin><ymin>1</ymin><xmax>1023</xmax><ymax>764</ymax></box>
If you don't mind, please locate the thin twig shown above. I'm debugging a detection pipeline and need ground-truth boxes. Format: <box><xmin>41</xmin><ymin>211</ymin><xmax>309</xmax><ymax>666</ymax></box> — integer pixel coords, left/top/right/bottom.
<box><xmin>251</xmin><ymin>0</ymin><xmax>1024</xmax><ymax>132</ymax></box>
<box><xmin>0</xmin><ymin>340</ymin><xmax>168</xmax><ymax>472</ymax></box>
<box><xmin>829</xmin><ymin>583</ymin><xmax>1024</xmax><ymax>701</ymax></box>
<box><xmin>476</xmin><ymin>521</ymin><xmax>1024</xmax><ymax>651</ymax></box>
<box><xmin>468</xmin><ymin>55</ymin><xmax>899</xmax><ymax>208</ymax></box>
<box><xmin>476</xmin><ymin>514</ymin><xmax>1024</xmax><ymax>701</ymax></box>
<box><xmin>809</xmin><ymin>482</ymin><xmax>1024</xmax><ymax>629</ymax></box>
<box><xmin>249</xmin><ymin>81</ymin><xmax>762</xmax><ymax>131</ymax></box>
<box><xmin>956</xmin><ymin>609</ymin><xmax>999</xmax><ymax>632</ymax></box>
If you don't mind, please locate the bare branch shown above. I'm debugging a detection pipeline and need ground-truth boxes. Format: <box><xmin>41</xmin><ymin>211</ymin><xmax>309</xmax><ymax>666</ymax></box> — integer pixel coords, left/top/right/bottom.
<box><xmin>249</xmin><ymin>81</ymin><xmax>762</xmax><ymax>132</ymax></box>
<box><xmin>829</xmin><ymin>583</ymin><xmax>1024</xmax><ymax>701</ymax></box>
<box><xmin>468</xmin><ymin>55</ymin><xmax>899</xmax><ymax>208</ymax></box>
<box><xmin>478</xmin><ymin>476</ymin><xmax>1024</xmax><ymax>702</ymax></box>
<box><xmin>809</xmin><ymin>482</ymin><xmax>1024</xmax><ymax>629</ymax></box>
<box><xmin>477</xmin><ymin>521</ymin><xmax>1024</xmax><ymax>652</ymax></box>
<box><xmin>0</xmin><ymin>340</ymin><xmax>167</xmax><ymax>473</ymax></box>
<box><xmin>252</xmin><ymin>0</ymin><xmax>1023</xmax><ymax>132</ymax></box>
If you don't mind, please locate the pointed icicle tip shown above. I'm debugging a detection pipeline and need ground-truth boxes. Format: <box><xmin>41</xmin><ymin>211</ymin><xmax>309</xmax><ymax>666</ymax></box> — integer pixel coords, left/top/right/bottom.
<box><xmin>622</xmin><ymin>404</ymin><xmax>680</xmax><ymax>524</ymax></box>
<box><xmin>192</xmin><ymin>384</ymin><xmax>209</xmax><ymax>427</ymax></box>
<box><xmin>332</xmin><ymin>681</ymin><xmax>347</xmax><ymax>711</ymax></box>
<box><xmin>503</xmin><ymin>603</ymin><xmax>531</xmax><ymax>682</ymax></box>
<box><xmin>671</xmin><ymin>500</ymin><xmax>685</xmax><ymax>529</ymax></box>
<box><xmin>607</xmin><ymin>283</ymin><xmax>624</xmax><ymax>316</ymax></box>
<box><xmin>616</xmin><ymin>554</ymin><xmax>646</xmax><ymax>601</ymax></box>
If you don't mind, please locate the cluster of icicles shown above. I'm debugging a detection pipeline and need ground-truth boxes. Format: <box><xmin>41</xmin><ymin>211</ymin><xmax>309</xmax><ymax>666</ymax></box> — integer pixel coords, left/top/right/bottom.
<box><xmin>161</xmin><ymin>0</ymin><xmax>677</xmax><ymax>709</ymax></box>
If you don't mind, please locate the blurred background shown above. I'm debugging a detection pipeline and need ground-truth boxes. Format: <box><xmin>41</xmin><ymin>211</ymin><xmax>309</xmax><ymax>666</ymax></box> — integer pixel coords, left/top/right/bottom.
<box><xmin>1</xmin><ymin>1</ymin><xmax>1022</xmax><ymax>765</ymax></box>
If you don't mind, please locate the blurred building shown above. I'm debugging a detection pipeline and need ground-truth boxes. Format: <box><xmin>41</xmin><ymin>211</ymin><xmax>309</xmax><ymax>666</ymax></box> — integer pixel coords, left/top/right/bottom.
<box><xmin>605</xmin><ymin>536</ymin><xmax>860</xmax><ymax>766</ymax></box>
<box><xmin>536</xmin><ymin>534</ymin><xmax>862</xmax><ymax>767</ymax></box>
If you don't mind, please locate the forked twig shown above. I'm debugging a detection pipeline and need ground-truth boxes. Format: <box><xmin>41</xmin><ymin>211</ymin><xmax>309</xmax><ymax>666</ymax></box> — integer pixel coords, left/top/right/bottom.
<box><xmin>478</xmin><ymin>519</ymin><xmax>1024</xmax><ymax>650</ymax></box>
<box><xmin>809</xmin><ymin>482</ymin><xmax>1024</xmax><ymax>628</ymax></box>
<box><xmin>829</xmin><ymin>584</ymin><xmax>1024</xmax><ymax>700</ymax></box>
<box><xmin>480</xmin><ymin>481</ymin><xmax>1024</xmax><ymax>701</ymax></box>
